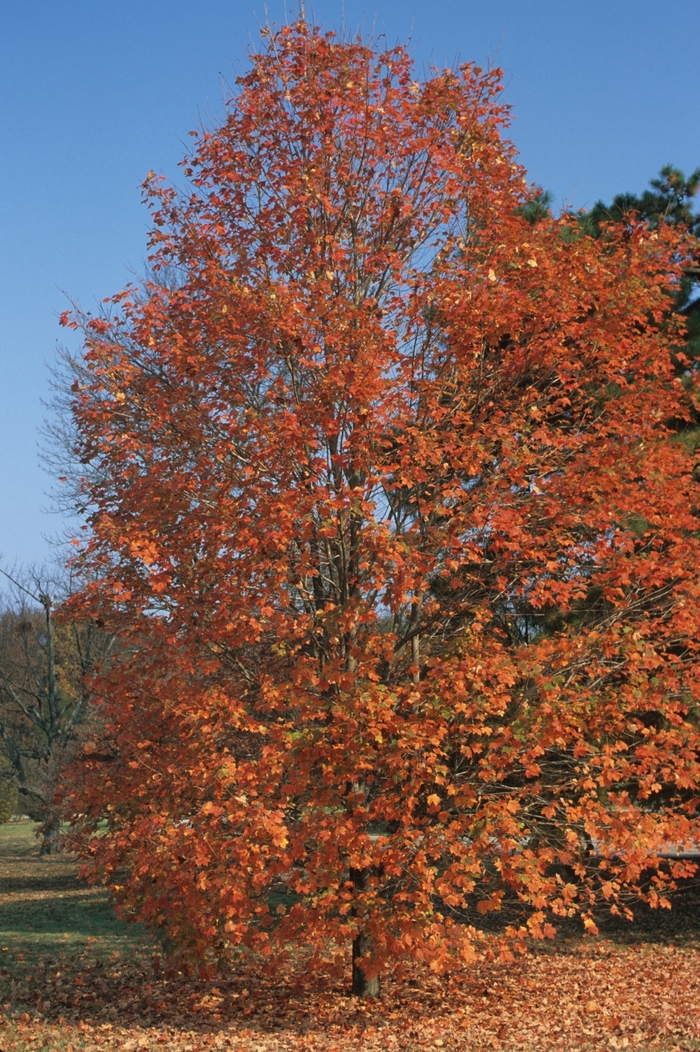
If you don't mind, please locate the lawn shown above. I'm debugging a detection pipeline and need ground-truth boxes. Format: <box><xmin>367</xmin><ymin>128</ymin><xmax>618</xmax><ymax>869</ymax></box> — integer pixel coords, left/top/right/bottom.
<box><xmin>1</xmin><ymin>821</ymin><xmax>699</xmax><ymax>1051</ymax></box>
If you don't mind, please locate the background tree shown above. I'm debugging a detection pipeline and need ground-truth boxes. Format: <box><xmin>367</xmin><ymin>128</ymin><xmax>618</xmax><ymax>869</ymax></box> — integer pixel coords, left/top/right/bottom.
<box><xmin>62</xmin><ymin>21</ymin><xmax>700</xmax><ymax>993</ymax></box>
<box><xmin>0</xmin><ymin>771</ymin><xmax>18</xmax><ymax>823</ymax></box>
<box><xmin>0</xmin><ymin>568</ymin><xmax>107</xmax><ymax>852</ymax></box>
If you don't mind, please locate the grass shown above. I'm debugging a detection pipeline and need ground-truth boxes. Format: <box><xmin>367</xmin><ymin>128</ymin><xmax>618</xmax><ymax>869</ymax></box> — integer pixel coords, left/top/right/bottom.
<box><xmin>0</xmin><ymin>821</ymin><xmax>153</xmax><ymax>975</ymax></box>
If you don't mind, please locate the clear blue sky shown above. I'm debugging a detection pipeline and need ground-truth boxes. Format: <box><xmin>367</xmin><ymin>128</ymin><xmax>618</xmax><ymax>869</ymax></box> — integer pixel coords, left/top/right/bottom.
<box><xmin>1</xmin><ymin>0</ymin><xmax>698</xmax><ymax>571</ymax></box>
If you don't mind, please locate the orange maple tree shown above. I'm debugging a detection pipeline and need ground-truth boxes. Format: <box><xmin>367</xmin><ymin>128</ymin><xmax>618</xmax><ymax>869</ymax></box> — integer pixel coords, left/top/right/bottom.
<box><xmin>61</xmin><ymin>21</ymin><xmax>700</xmax><ymax>994</ymax></box>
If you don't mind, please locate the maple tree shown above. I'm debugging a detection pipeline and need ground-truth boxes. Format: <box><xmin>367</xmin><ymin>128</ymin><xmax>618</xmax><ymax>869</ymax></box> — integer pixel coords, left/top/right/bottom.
<box><xmin>581</xmin><ymin>165</ymin><xmax>700</xmax><ymax>369</ymax></box>
<box><xmin>61</xmin><ymin>21</ymin><xmax>700</xmax><ymax>995</ymax></box>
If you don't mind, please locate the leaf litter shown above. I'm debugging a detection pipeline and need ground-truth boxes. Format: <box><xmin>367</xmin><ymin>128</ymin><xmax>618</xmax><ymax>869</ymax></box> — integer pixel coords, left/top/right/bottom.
<box><xmin>2</xmin><ymin>940</ymin><xmax>700</xmax><ymax>1050</ymax></box>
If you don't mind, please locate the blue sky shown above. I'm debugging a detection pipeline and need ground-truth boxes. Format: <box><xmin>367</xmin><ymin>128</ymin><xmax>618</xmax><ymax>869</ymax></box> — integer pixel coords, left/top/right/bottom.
<box><xmin>1</xmin><ymin>0</ymin><xmax>699</xmax><ymax>571</ymax></box>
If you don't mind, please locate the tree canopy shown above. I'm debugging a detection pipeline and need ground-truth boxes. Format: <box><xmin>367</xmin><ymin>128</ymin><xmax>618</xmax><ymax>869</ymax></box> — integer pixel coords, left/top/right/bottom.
<box><xmin>61</xmin><ymin>21</ymin><xmax>700</xmax><ymax>991</ymax></box>
<box><xmin>581</xmin><ymin>166</ymin><xmax>700</xmax><ymax>368</ymax></box>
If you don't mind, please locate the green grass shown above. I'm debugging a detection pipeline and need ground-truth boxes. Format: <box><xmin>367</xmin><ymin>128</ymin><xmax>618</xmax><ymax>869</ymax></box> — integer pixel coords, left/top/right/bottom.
<box><xmin>0</xmin><ymin>821</ymin><xmax>154</xmax><ymax>976</ymax></box>
<box><xmin>0</xmin><ymin>821</ymin><xmax>41</xmax><ymax>855</ymax></box>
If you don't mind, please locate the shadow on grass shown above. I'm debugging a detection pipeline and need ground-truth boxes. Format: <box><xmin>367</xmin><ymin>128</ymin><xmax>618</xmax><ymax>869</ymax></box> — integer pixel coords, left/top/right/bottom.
<box><xmin>0</xmin><ymin>821</ymin><xmax>154</xmax><ymax>979</ymax></box>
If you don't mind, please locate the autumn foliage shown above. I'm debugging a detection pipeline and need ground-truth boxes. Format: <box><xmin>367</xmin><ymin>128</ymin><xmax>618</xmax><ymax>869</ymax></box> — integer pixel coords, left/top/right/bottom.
<box><xmin>61</xmin><ymin>21</ymin><xmax>700</xmax><ymax>988</ymax></box>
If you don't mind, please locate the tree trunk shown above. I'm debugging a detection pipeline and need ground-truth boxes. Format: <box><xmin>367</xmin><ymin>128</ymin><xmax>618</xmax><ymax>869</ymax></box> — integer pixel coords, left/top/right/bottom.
<box><xmin>352</xmin><ymin>930</ymin><xmax>381</xmax><ymax>998</ymax></box>
<box><xmin>39</xmin><ymin>813</ymin><xmax>62</xmax><ymax>856</ymax></box>
<box><xmin>350</xmin><ymin>866</ymin><xmax>380</xmax><ymax>998</ymax></box>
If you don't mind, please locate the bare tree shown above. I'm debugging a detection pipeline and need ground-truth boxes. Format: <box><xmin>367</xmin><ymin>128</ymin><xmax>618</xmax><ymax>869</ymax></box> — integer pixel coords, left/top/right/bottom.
<box><xmin>0</xmin><ymin>566</ymin><xmax>109</xmax><ymax>853</ymax></box>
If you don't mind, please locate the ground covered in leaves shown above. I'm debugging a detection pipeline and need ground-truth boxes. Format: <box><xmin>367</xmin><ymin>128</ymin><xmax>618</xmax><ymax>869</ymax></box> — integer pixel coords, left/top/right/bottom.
<box><xmin>0</xmin><ymin>823</ymin><xmax>698</xmax><ymax>1051</ymax></box>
